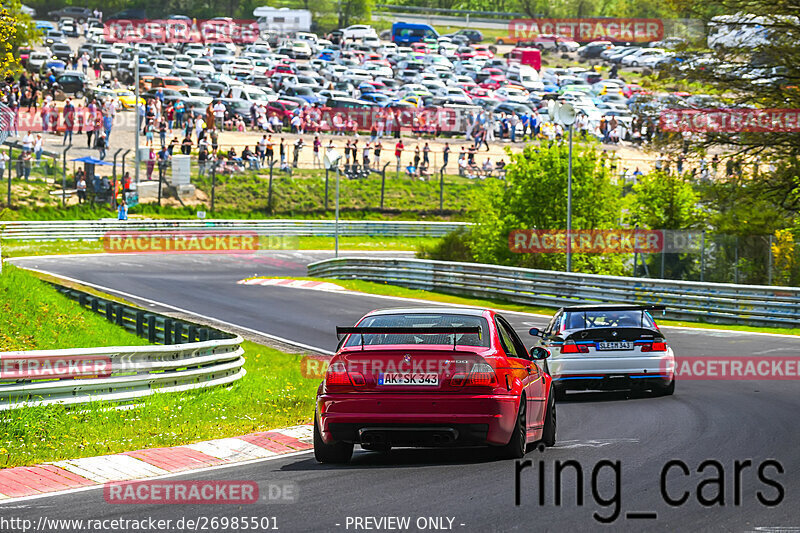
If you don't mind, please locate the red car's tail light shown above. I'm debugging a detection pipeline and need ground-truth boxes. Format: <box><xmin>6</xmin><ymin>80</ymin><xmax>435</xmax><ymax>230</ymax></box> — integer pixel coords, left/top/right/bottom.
<box><xmin>325</xmin><ymin>362</ymin><xmax>351</xmax><ymax>386</ymax></box>
<box><xmin>467</xmin><ymin>363</ymin><xmax>498</xmax><ymax>386</ymax></box>
<box><xmin>561</xmin><ymin>341</ymin><xmax>590</xmax><ymax>354</ymax></box>
<box><xmin>325</xmin><ymin>362</ymin><xmax>365</xmax><ymax>387</ymax></box>
<box><xmin>348</xmin><ymin>371</ymin><xmax>366</xmax><ymax>386</ymax></box>
<box><xmin>642</xmin><ymin>342</ymin><xmax>667</xmax><ymax>352</ymax></box>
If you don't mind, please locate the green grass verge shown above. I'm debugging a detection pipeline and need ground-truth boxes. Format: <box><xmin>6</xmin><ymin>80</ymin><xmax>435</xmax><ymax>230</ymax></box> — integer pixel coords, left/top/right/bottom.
<box><xmin>0</xmin><ymin>236</ymin><xmax>437</xmax><ymax>259</ymax></box>
<box><xmin>0</xmin><ymin>340</ymin><xmax>318</xmax><ymax>467</ymax></box>
<box><xmin>0</xmin><ymin>266</ymin><xmax>319</xmax><ymax>467</ymax></box>
<box><xmin>0</xmin><ymin>264</ymin><xmax>149</xmax><ymax>351</ymax></box>
<box><xmin>191</xmin><ymin>171</ymin><xmax>482</xmax><ymax>216</ymax></box>
<box><xmin>0</xmin><ymin>169</ymin><xmax>482</xmax><ymax>221</ymax></box>
<box><xmin>266</xmin><ymin>276</ymin><xmax>800</xmax><ymax>337</ymax></box>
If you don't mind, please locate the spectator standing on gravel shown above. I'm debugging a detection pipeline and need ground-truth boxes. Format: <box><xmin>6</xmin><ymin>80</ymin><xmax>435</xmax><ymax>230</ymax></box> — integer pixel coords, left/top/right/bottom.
<box><xmin>62</xmin><ymin>99</ymin><xmax>76</xmax><ymax>145</ymax></box>
<box><xmin>118</xmin><ymin>199</ymin><xmax>128</xmax><ymax>221</ymax></box>
<box><xmin>292</xmin><ymin>138</ymin><xmax>304</xmax><ymax>168</ymax></box>
<box><xmin>97</xmin><ymin>131</ymin><xmax>107</xmax><ymax>160</ymax></box>
<box><xmin>509</xmin><ymin>113</ymin><xmax>519</xmax><ymax>143</ymax></box>
<box><xmin>34</xmin><ymin>133</ymin><xmax>43</xmax><ymax>161</ymax></box>
<box><xmin>422</xmin><ymin>142</ymin><xmax>430</xmax><ymax>166</ymax></box>
<box><xmin>394</xmin><ymin>139</ymin><xmax>404</xmax><ymax>170</ymax></box>
<box><xmin>198</xmin><ymin>147</ymin><xmax>208</xmax><ymax>176</ymax></box>
<box><xmin>213</xmin><ymin>100</ymin><xmax>226</xmax><ymax>129</ymax></box>
<box><xmin>442</xmin><ymin>142</ymin><xmax>450</xmax><ymax>171</ymax></box>
<box><xmin>265</xmin><ymin>135</ymin><xmax>274</xmax><ymax>166</ymax></box>
<box><xmin>279</xmin><ymin>137</ymin><xmax>286</xmax><ymax>167</ymax></box>
<box><xmin>373</xmin><ymin>141</ymin><xmax>382</xmax><ymax>169</ymax></box>
<box><xmin>313</xmin><ymin>135</ymin><xmax>321</xmax><ymax>168</ymax></box>
<box><xmin>257</xmin><ymin>134</ymin><xmax>267</xmax><ymax>166</ymax></box>
<box><xmin>158</xmin><ymin>118</ymin><xmax>167</xmax><ymax>147</ymax></box>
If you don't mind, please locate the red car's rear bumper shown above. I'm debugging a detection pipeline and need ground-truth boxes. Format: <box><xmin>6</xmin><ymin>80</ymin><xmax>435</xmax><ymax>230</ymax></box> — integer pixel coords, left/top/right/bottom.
<box><xmin>317</xmin><ymin>393</ymin><xmax>519</xmax><ymax>446</ymax></box>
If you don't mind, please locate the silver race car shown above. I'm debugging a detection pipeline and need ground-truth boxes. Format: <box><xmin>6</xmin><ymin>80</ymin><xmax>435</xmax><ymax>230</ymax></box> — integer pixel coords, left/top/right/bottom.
<box><xmin>530</xmin><ymin>305</ymin><xmax>675</xmax><ymax>399</ymax></box>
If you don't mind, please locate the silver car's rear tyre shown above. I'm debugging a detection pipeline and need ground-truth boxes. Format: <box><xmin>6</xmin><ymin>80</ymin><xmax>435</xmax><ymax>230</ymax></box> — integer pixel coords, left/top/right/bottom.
<box><xmin>656</xmin><ymin>379</ymin><xmax>675</xmax><ymax>396</ymax></box>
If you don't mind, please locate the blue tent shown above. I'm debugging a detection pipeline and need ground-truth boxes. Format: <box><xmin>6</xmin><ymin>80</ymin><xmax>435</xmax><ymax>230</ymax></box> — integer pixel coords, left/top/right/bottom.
<box><xmin>71</xmin><ymin>156</ymin><xmax>113</xmax><ymax>165</ymax></box>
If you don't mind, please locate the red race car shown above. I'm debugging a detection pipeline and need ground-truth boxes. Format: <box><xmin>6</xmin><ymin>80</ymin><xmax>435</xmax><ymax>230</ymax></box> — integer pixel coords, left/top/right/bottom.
<box><xmin>314</xmin><ymin>308</ymin><xmax>556</xmax><ymax>463</ymax></box>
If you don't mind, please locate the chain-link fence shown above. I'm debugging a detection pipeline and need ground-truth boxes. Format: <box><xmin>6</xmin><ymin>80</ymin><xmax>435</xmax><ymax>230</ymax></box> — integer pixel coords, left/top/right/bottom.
<box><xmin>636</xmin><ymin>233</ymin><xmax>800</xmax><ymax>287</ymax></box>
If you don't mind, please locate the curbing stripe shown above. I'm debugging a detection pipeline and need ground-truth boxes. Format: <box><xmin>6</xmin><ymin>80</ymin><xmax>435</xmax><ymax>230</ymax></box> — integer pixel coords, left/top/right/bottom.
<box><xmin>53</xmin><ymin>455</ymin><xmax>169</xmax><ymax>483</ymax></box>
<box><xmin>184</xmin><ymin>438</ymin><xmax>278</xmax><ymax>462</ymax></box>
<box><xmin>0</xmin><ymin>425</ymin><xmax>314</xmax><ymax>502</ymax></box>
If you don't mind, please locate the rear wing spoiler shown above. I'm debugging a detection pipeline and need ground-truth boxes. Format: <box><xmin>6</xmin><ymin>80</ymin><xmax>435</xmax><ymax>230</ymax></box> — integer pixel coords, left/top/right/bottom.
<box><xmin>336</xmin><ymin>326</ymin><xmax>482</xmax><ymax>351</ymax></box>
<box><xmin>562</xmin><ymin>305</ymin><xmax>666</xmax><ymax>329</ymax></box>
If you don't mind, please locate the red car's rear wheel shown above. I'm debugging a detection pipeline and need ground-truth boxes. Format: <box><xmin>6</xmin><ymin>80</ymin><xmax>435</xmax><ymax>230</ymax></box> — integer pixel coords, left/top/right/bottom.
<box><xmin>498</xmin><ymin>397</ymin><xmax>526</xmax><ymax>459</ymax></box>
<box><xmin>314</xmin><ymin>414</ymin><xmax>353</xmax><ymax>464</ymax></box>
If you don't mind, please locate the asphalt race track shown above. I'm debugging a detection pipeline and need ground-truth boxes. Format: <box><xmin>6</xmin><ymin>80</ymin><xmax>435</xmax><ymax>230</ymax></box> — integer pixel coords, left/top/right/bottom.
<box><xmin>7</xmin><ymin>251</ymin><xmax>800</xmax><ymax>533</ymax></box>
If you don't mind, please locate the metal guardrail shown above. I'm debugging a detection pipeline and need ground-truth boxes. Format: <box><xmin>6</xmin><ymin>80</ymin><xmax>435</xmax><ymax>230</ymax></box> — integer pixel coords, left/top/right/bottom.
<box><xmin>307</xmin><ymin>257</ymin><xmax>800</xmax><ymax>328</ymax></box>
<box><xmin>0</xmin><ymin>284</ymin><xmax>245</xmax><ymax>410</ymax></box>
<box><xmin>0</xmin><ymin>219</ymin><xmax>468</xmax><ymax>241</ymax></box>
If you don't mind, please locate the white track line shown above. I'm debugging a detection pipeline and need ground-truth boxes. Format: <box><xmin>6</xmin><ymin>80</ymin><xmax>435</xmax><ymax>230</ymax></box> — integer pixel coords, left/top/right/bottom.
<box><xmin>14</xmin><ymin>267</ymin><xmax>335</xmax><ymax>355</ymax></box>
<box><xmin>12</xmin><ymin>255</ymin><xmax>800</xmax><ymax>340</ymax></box>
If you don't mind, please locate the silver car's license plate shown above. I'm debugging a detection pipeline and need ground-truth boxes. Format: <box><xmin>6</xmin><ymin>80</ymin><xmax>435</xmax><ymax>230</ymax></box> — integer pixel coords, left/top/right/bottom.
<box><xmin>597</xmin><ymin>341</ymin><xmax>633</xmax><ymax>351</ymax></box>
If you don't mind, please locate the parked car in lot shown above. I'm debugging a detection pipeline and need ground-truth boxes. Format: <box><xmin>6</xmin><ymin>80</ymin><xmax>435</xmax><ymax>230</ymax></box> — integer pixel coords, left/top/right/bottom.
<box><xmin>314</xmin><ymin>308</ymin><xmax>556</xmax><ymax>463</ymax></box>
<box><xmin>48</xmin><ymin>6</ymin><xmax>91</xmax><ymax>22</ymax></box>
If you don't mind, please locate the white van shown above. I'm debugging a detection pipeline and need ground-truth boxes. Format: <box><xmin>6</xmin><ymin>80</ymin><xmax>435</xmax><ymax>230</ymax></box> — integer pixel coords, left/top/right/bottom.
<box><xmin>229</xmin><ymin>85</ymin><xmax>277</xmax><ymax>105</ymax></box>
<box><xmin>517</xmin><ymin>65</ymin><xmax>544</xmax><ymax>91</ymax></box>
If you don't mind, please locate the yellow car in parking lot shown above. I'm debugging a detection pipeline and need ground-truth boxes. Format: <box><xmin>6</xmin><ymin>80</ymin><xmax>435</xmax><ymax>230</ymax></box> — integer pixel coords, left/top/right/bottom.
<box><xmin>114</xmin><ymin>88</ymin><xmax>145</xmax><ymax>109</ymax></box>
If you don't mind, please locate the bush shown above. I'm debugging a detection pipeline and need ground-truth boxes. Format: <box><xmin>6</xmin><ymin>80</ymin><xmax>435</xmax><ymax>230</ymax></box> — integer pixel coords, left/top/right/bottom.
<box><xmin>417</xmin><ymin>228</ymin><xmax>474</xmax><ymax>262</ymax></box>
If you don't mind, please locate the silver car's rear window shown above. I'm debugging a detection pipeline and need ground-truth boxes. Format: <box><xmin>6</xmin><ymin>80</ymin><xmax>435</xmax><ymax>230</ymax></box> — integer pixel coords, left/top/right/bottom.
<box><xmin>564</xmin><ymin>310</ymin><xmax>656</xmax><ymax>330</ymax></box>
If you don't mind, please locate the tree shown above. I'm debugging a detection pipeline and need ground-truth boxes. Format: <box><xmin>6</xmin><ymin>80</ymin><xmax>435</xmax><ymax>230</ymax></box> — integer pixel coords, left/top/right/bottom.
<box><xmin>0</xmin><ymin>0</ymin><xmax>36</xmax><ymax>78</ymax></box>
<box><xmin>467</xmin><ymin>141</ymin><xmax>628</xmax><ymax>275</ymax></box>
<box><xmin>627</xmin><ymin>171</ymin><xmax>700</xmax><ymax>230</ymax></box>
<box><xmin>338</xmin><ymin>0</ymin><xmax>372</xmax><ymax>28</ymax></box>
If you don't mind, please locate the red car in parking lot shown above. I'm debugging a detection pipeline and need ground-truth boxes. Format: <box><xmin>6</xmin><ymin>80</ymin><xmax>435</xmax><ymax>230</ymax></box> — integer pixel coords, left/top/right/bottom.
<box><xmin>314</xmin><ymin>308</ymin><xmax>556</xmax><ymax>463</ymax></box>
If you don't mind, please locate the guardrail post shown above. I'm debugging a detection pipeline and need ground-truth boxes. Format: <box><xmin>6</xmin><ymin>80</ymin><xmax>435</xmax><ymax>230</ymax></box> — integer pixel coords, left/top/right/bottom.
<box><xmin>188</xmin><ymin>325</ymin><xmax>197</xmax><ymax>343</ymax></box>
<box><xmin>106</xmin><ymin>301</ymin><xmax>114</xmax><ymax>322</ymax></box>
<box><xmin>79</xmin><ymin>293</ymin><xmax>88</xmax><ymax>307</ymax></box>
<box><xmin>174</xmin><ymin>321</ymin><xmax>183</xmax><ymax>344</ymax></box>
<box><xmin>114</xmin><ymin>304</ymin><xmax>123</xmax><ymax>326</ymax></box>
<box><xmin>136</xmin><ymin>311</ymin><xmax>145</xmax><ymax>336</ymax></box>
<box><xmin>91</xmin><ymin>297</ymin><xmax>99</xmax><ymax>312</ymax></box>
<box><xmin>148</xmin><ymin>314</ymin><xmax>157</xmax><ymax>343</ymax></box>
<box><xmin>164</xmin><ymin>318</ymin><xmax>173</xmax><ymax>345</ymax></box>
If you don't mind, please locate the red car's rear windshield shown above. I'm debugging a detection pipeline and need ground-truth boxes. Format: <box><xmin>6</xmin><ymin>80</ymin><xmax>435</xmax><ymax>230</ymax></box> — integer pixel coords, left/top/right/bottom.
<box><xmin>345</xmin><ymin>313</ymin><xmax>490</xmax><ymax>348</ymax></box>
